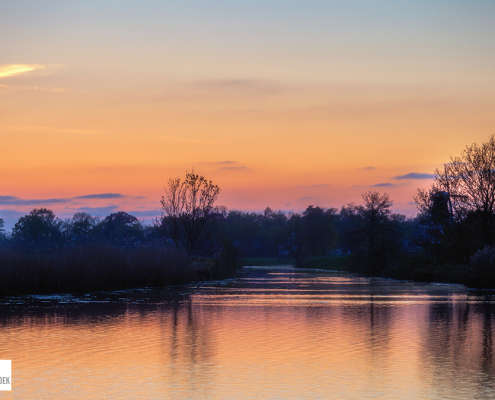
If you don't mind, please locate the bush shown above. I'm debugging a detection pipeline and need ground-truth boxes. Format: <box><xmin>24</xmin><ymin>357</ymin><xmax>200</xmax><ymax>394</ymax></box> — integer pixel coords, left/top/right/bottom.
<box><xmin>467</xmin><ymin>246</ymin><xmax>495</xmax><ymax>287</ymax></box>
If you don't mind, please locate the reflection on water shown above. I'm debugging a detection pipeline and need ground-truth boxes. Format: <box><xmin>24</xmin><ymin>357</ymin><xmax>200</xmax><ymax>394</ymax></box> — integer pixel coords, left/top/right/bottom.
<box><xmin>1</xmin><ymin>267</ymin><xmax>495</xmax><ymax>399</ymax></box>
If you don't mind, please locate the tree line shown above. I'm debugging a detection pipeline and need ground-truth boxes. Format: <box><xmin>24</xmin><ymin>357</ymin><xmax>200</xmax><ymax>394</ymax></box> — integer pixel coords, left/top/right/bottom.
<box><xmin>3</xmin><ymin>136</ymin><xmax>495</xmax><ymax>288</ymax></box>
<box><xmin>0</xmin><ymin>184</ymin><xmax>417</xmax><ymax>278</ymax></box>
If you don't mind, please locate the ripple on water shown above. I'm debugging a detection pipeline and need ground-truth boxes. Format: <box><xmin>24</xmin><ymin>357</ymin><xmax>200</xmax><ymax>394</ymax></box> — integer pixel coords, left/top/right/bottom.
<box><xmin>0</xmin><ymin>267</ymin><xmax>494</xmax><ymax>399</ymax></box>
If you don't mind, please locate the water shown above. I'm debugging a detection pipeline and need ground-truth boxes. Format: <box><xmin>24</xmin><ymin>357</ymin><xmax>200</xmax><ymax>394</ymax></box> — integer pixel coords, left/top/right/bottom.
<box><xmin>1</xmin><ymin>266</ymin><xmax>495</xmax><ymax>399</ymax></box>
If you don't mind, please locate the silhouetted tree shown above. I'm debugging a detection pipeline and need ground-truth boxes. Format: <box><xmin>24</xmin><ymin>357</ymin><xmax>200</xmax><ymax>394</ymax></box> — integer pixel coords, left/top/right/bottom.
<box><xmin>339</xmin><ymin>192</ymin><xmax>399</xmax><ymax>273</ymax></box>
<box><xmin>285</xmin><ymin>213</ymin><xmax>307</xmax><ymax>267</ymax></box>
<box><xmin>71</xmin><ymin>212</ymin><xmax>100</xmax><ymax>237</ymax></box>
<box><xmin>12</xmin><ymin>208</ymin><xmax>62</xmax><ymax>244</ymax></box>
<box><xmin>98</xmin><ymin>211</ymin><xmax>143</xmax><ymax>245</ymax></box>
<box><xmin>416</xmin><ymin>135</ymin><xmax>495</xmax><ymax>261</ymax></box>
<box><xmin>302</xmin><ymin>205</ymin><xmax>338</xmax><ymax>256</ymax></box>
<box><xmin>261</xmin><ymin>207</ymin><xmax>288</xmax><ymax>256</ymax></box>
<box><xmin>157</xmin><ymin>170</ymin><xmax>221</xmax><ymax>257</ymax></box>
<box><xmin>337</xmin><ymin>203</ymin><xmax>362</xmax><ymax>254</ymax></box>
<box><xmin>357</xmin><ymin>191</ymin><xmax>393</xmax><ymax>258</ymax></box>
<box><xmin>0</xmin><ymin>218</ymin><xmax>5</xmax><ymax>240</ymax></box>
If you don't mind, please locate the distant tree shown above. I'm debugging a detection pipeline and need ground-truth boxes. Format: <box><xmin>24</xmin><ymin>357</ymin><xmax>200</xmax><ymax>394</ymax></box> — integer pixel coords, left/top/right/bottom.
<box><xmin>285</xmin><ymin>213</ymin><xmax>307</xmax><ymax>267</ymax></box>
<box><xmin>283</xmin><ymin>206</ymin><xmax>339</xmax><ymax>266</ymax></box>
<box><xmin>337</xmin><ymin>203</ymin><xmax>363</xmax><ymax>254</ymax></box>
<box><xmin>261</xmin><ymin>207</ymin><xmax>288</xmax><ymax>256</ymax></box>
<box><xmin>71</xmin><ymin>212</ymin><xmax>100</xmax><ymax>236</ymax></box>
<box><xmin>157</xmin><ymin>170</ymin><xmax>221</xmax><ymax>257</ymax></box>
<box><xmin>357</xmin><ymin>191</ymin><xmax>394</xmax><ymax>258</ymax></box>
<box><xmin>12</xmin><ymin>208</ymin><xmax>62</xmax><ymax>244</ymax></box>
<box><xmin>302</xmin><ymin>205</ymin><xmax>338</xmax><ymax>256</ymax></box>
<box><xmin>98</xmin><ymin>211</ymin><xmax>143</xmax><ymax>245</ymax></box>
<box><xmin>340</xmin><ymin>192</ymin><xmax>399</xmax><ymax>273</ymax></box>
<box><xmin>0</xmin><ymin>218</ymin><xmax>5</xmax><ymax>240</ymax></box>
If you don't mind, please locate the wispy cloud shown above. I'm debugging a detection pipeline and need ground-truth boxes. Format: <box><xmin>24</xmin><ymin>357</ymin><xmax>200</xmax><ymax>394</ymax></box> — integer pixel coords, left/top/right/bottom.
<box><xmin>220</xmin><ymin>166</ymin><xmax>248</xmax><ymax>170</ymax></box>
<box><xmin>364</xmin><ymin>166</ymin><xmax>376</xmax><ymax>170</ymax></box>
<box><xmin>217</xmin><ymin>161</ymin><xmax>236</xmax><ymax>164</ymax></box>
<box><xmin>372</xmin><ymin>183</ymin><xmax>395</xmax><ymax>187</ymax></box>
<box><xmin>0</xmin><ymin>64</ymin><xmax>46</xmax><ymax>78</ymax></box>
<box><xmin>394</xmin><ymin>172</ymin><xmax>435</xmax><ymax>180</ymax></box>
<box><xmin>75</xmin><ymin>193</ymin><xmax>125</xmax><ymax>200</ymax></box>
<box><xmin>299</xmin><ymin>196</ymin><xmax>314</xmax><ymax>201</ymax></box>
<box><xmin>0</xmin><ymin>209</ymin><xmax>24</xmax><ymax>217</ymax></box>
<box><xmin>0</xmin><ymin>196</ymin><xmax>69</xmax><ymax>206</ymax></box>
<box><xmin>0</xmin><ymin>193</ymin><xmax>126</xmax><ymax>206</ymax></box>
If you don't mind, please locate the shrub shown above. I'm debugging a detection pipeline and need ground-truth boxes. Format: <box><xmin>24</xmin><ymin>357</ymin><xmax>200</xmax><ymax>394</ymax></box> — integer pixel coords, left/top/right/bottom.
<box><xmin>467</xmin><ymin>246</ymin><xmax>495</xmax><ymax>287</ymax></box>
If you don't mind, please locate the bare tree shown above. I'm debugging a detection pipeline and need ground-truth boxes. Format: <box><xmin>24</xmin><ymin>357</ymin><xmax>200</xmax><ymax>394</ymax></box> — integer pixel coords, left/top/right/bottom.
<box><xmin>416</xmin><ymin>135</ymin><xmax>495</xmax><ymax>251</ymax></box>
<box><xmin>357</xmin><ymin>191</ymin><xmax>393</xmax><ymax>258</ymax></box>
<box><xmin>157</xmin><ymin>170</ymin><xmax>221</xmax><ymax>257</ymax></box>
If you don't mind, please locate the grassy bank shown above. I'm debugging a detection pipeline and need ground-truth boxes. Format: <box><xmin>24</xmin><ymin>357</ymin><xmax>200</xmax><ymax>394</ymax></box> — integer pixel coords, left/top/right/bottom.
<box><xmin>0</xmin><ymin>245</ymin><xmax>238</xmax><ymax>296</ymax></box>
<box><xmin>298</xmin><ymin>254</ymin><xmax>468</xmax><ymax>285</ymax></box>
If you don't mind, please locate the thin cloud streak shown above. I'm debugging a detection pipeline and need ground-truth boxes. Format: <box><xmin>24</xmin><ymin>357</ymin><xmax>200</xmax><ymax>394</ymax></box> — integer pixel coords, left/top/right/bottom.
<box><xmin>0</xmin><ymin>196</ymin><xmax>70</xmax><ymax>206</ymax></box>
<box><xmin>372</xmin><ymin>183</ymin><xmax>395</xmax><ymax>187</ymax></box>
<box><xmin>0</xmin><ymin>193</ymin><xmax>126</xmax><ymax>205</ymax></box>
<box><xmin>0</xmin><ymin>64</ymin><xmax>46</xmax><ymax>78</ymax></box>
<box><xmin>394</xmin><ymin>172</ymin><xmax>435</xmax><ymax>180</ymax></box>
<box><xmin>75</xmin><ymin>193</ymin><xmax>125</xmax><ymax>200</ymax></box>
<box><xmin>220</xmin><ymin>166</ymin><xmax>248</xmax><ymax>170</ymax></box>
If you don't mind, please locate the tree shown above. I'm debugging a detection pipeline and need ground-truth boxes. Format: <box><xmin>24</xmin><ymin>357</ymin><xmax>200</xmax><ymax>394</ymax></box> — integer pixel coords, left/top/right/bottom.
<box><xmin>415</xmin><ymin>135</ymin><xmax>495</xmax><ymax>260</ymax></box>
<box><xmin>12</xmin><ymin>208</ymin><xmax>62</xmax><ymax>244</ymax></box>
<box><xmin>339</xmin><ymin>192</ymin><xmax>398</xmax><ymax>273</ymax></box>
<box><xmin>0</xmin><ymin>218</ymin><xmax>5</xmax><ymax>240</ymax></box>
<box><xmin>98</xmin><ymin>211</ymin><xmax>143</xmax><ymax>245</ymax></box>
<box><xmin>285</xmin><ymin>213</ymin><xmax>307</xmax><ymax>267</ymax></box>
<box><xmin>337</xmin><ymin>203</ymin><xmax>362</xmax><ymax>254</ymax></box>
<box><xmin>357</xmin><ymin>191</ymin><xmax>394</xmax><ymax>257</ymax></box>
<box><xmin>157</xmin><ymin>170</ymin><xmax>221</xmax><ymax>257</ymax></box>
<box><xmin>302</xmin><ymin>205</ymin><xmax>338</xmax><ymax>256</ymax></box>
<box><xmin>71</xmin><ymin>212</ymin><xmax>100</xmax><ymax>237</ymax></box>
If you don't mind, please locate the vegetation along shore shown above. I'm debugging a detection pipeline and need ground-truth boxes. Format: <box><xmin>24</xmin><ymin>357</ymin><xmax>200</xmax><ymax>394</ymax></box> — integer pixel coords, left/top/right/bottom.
<box><xmin>2</xmin><ymin>137</ymin><xmax>495</xmax><ymax>295</ymax></box>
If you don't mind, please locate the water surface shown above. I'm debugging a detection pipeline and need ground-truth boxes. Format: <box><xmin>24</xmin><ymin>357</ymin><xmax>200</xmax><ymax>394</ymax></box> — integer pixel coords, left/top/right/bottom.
<box><xmin>1</xmin><ymin>266</ymin><xmax>494</xmax><ymax>399</ymax></box>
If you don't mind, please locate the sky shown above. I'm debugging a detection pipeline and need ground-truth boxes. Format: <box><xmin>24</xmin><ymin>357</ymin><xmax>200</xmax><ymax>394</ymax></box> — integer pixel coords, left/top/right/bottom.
<box><xmin>1</xmin><ymin>0</ymin><xmax>495</xmax><ymax>230</ymax></box>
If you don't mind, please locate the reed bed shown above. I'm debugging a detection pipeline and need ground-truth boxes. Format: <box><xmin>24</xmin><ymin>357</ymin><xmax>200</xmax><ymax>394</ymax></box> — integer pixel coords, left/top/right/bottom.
<box><xmin>0</xmin><ymin>245</ymin><xmax>198</xmax><ymax>295</ymax></box>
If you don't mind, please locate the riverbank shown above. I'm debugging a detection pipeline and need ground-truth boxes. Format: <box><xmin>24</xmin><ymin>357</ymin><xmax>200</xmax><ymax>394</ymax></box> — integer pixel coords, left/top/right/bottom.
<box><xmin>0</xmin><ymin>245</ymin><xmax>240</xmax><ymax>296</ymax></box>
<box><xmin>302</xmin><ymin>255</ymin><xmax>476</xmax><ymax>287</ymax></box>
<box><xmin>241</xmin><ymin>255</ymin><xmax>477</xmax><ymax>287</ymax></box>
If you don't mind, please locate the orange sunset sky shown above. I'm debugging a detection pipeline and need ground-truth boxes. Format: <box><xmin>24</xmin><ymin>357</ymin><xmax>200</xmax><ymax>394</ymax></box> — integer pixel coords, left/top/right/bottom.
<box><xmin>1</xmin><ymin>1</ymin><xmax>494</xmax><ymax>229</ymax></box>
